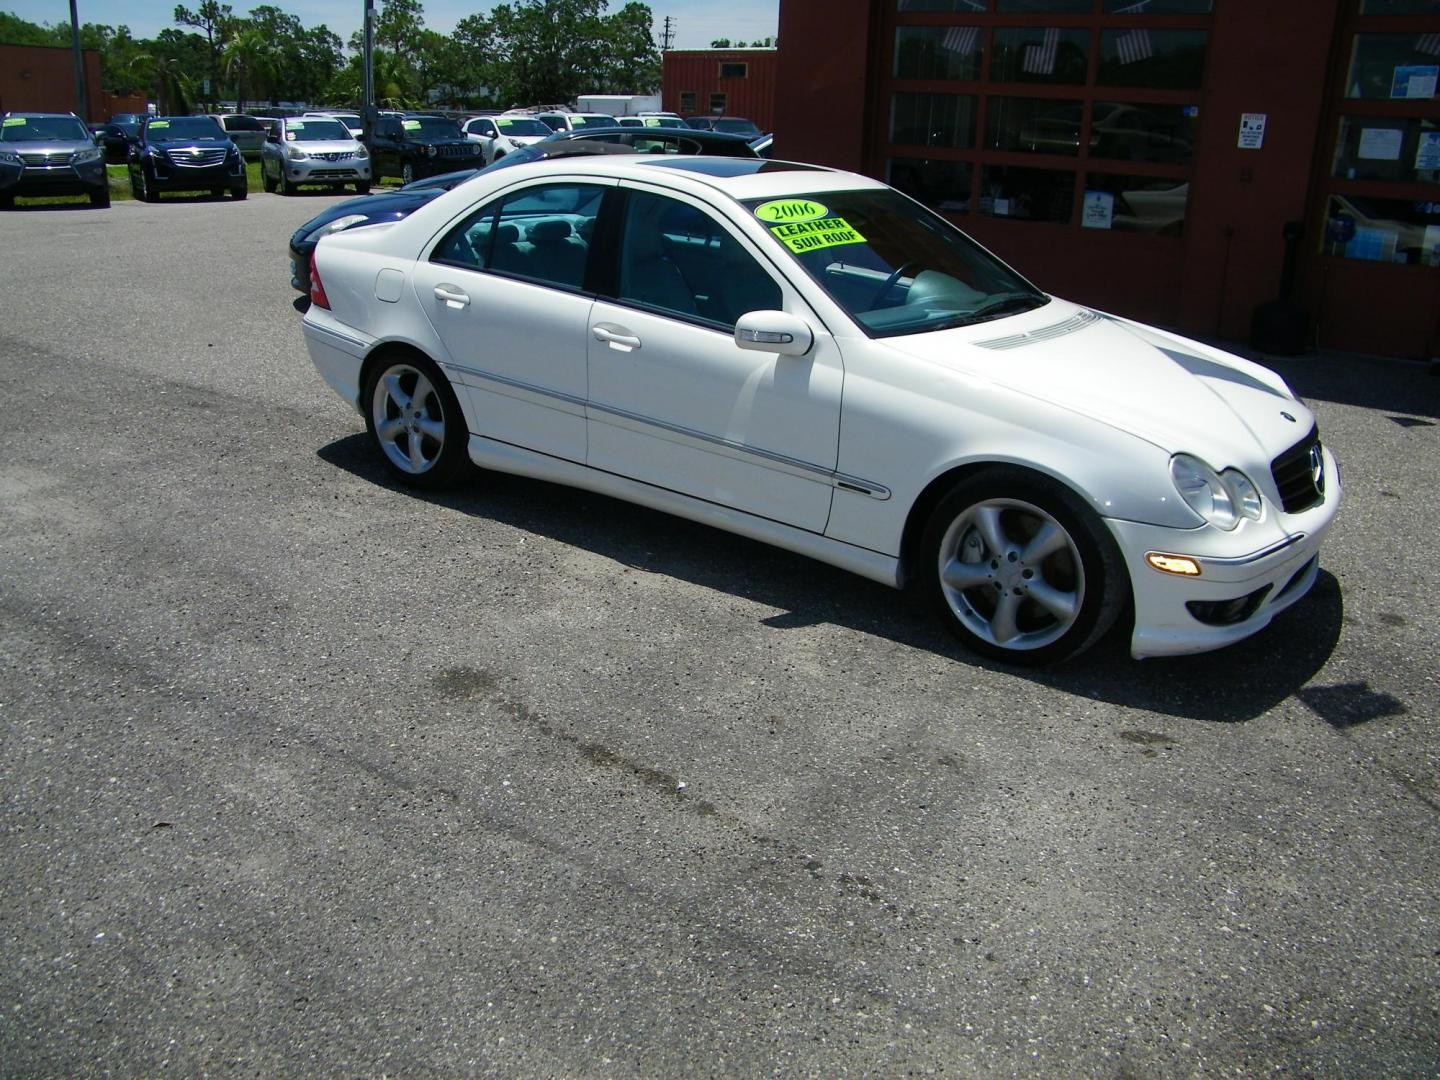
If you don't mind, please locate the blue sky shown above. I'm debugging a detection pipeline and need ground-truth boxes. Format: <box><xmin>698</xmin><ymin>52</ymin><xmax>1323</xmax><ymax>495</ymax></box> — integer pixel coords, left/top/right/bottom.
<box><xmin>3</xmin><ymin>0</ymin><xmax>779</xmax><ymax>50</ymax></box>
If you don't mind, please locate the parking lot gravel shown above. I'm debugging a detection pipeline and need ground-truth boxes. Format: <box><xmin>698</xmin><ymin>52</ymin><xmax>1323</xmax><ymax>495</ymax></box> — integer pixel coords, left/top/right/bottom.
<box><xmin>1</xmin><ymin>192</ymin><xmax>1437</xmax><ymax>1078</ymax></box>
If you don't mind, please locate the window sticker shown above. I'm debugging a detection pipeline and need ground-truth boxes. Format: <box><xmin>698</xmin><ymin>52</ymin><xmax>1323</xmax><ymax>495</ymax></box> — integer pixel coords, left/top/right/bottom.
<box><xmin>497</xmin><ymin>119</ymin><xmax>516</xmax><ymax>130</ymax></box>
<box><xmin>149</xmin><ymin>120</ymin><xmax>170</xmax><ymax>129</ymax></box>
<box><xmin>290</xmin><ymin>120</ymin><xmax>305</xmax><ymax>130</ymax></box>
<box><xmin>754</xmin><ymin>198</ymin><xmax>829</xmax><ymax>223</ymax></box>
<box><xmin>644</xmin><ymin>117</ymin><xmax>663</xmax><ymax>127</ymax></box>
<box><xmin>769</xmin><ymin>217</ymin><xmax>867</xmax><ymax>254</ymax></box>
<box><xmin>2</xmin><ymin>118</ymin><xmax>26</xmax><ymax>127</ymax></box>
<box><xmin>403</xmin><ymin>119</ymin><xmax>422</xmax><ymax>131</ymax></box>
<box><xmin>285</xmin><ymin>131</ymin><xmax>297</xmax><ymax>141</ymax></box>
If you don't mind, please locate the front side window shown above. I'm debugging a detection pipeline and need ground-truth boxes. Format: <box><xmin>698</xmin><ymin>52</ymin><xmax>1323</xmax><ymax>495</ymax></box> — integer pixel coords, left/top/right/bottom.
<box><xmin>433</xmin><ymin>182</ymin><xmax>607</xmax><ymax>291</ymax></box>
<box><xmin>745</xmin><ymin>189</ymin><xmax>1047</xmax><ymax>337</ymax></box>
<box><xmin>617</xmin><ymin>191</ymin><xmax>783</xmax><ymax>329</ymax></box>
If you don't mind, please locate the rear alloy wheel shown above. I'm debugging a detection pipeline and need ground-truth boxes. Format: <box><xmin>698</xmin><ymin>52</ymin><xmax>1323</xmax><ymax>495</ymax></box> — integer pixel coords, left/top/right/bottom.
<box><xmin>363</xmin><ymin>355</ymin><xmax>468</xmax><ymax>488</ymax></box>
<box><xmin>921</xmin><ymin>468</ymin><xmax>1126</xmax><ymax>666</ymax></box>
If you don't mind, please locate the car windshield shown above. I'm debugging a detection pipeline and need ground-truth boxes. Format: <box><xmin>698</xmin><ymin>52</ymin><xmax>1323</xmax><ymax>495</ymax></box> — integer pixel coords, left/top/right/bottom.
<box><xmin>147</xmin><ymin>117</ymin><xmax>225</xmax><ymax>142</ymax></box>
<box><xmin>1</xmin><ymin>116</ymin><xmax>90</xmax><ymax>142</ymax></box>
<box><xmin>496</xmin><ymin>118</ymin><xmax>550</xmax><ymax>136</ymax></box>
<box><xmin>403</xmin><ymin>117</ymin><xmax>461</xmax><ymax>139</ymax></box>
<box><xmin>568</xmin><ymin>115</ymin><xmax>614</xmax><ymax>128</ymax></box>
<box><xmin>745</xmin><ymin>189</ymin><xmax>1048</xmax><ymax>338</ymax></box>
<box><xmin>287</xmin><ymin>119</ymin><xmax>351</xmax><ymax>141</ymax></box>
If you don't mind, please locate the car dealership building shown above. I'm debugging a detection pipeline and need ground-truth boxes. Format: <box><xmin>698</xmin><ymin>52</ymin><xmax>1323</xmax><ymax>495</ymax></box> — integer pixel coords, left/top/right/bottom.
<box><xmin>774</xmin><ymin>1</ymin><xmax>1440</xmax><ymax>360</ymax></box>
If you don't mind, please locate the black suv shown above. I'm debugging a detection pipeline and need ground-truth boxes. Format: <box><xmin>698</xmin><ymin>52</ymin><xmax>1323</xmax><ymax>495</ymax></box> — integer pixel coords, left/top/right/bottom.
<box><xmin>127</xmin><ymin>115</ymin><xmax>247</xmax><ymax>202</ymax></box>
<box><xmin>0</xmin><ymin>112</ymin><xmax>110</xmax><ymax>208</ymax></box>
<box><xmin>369</xmin><ymin>114</ymin><xmax>483</xmax><ymax>185</ymax></box>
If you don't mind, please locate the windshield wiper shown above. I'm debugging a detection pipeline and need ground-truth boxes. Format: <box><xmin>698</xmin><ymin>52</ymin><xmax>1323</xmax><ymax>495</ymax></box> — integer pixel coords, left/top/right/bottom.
<box><xmin>921</xmin><ymin>293</ymin><xmax>1048</xmax><ymax>333</ymax></box>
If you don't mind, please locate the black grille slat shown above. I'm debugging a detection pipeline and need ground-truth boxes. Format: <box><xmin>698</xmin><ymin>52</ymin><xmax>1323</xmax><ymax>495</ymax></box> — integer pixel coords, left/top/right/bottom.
<box><xmin>1270</xmin><ymin>425</ymin><xmax>1323</xmax><ymax>514</ymax></box>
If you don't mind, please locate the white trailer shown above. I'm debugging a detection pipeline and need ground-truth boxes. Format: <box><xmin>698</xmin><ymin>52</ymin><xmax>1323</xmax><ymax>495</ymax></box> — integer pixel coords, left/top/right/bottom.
<box><xmin>575</xmin><ymin>94</ymin><xmax>662</xmax><ymax>116</ymax></box>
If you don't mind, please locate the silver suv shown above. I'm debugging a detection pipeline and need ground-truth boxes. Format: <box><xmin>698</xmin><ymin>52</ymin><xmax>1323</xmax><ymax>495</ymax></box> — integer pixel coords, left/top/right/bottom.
<box><xmin>260</xmin><ymin>115</ymin><xmax>371</xmax><ymax>195</ymax></box>
<box><xmin>0</xmin><ymin>111</ymin><xmax>110</xmax><ymax>209</ymax></box>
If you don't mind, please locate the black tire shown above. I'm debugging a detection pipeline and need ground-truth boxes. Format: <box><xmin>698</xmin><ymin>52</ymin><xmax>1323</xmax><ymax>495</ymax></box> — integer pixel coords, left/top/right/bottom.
<box><xmin>362</xmin><ymin>352</ymin><xmax>469</xmax><ymax>489</ymax></box>
<box><xmin>355</xmin><ymin>180</ymin><xmax>371</xmax><ymax>194</ymax></box>
<box><xmin>920</xmin><ymin>467</ymin><xmax>1127</xmax><ymax>666</ymax></box>
<box><xmin>279</xmin><ymin>172</ymin><xmax>293</xmax><ymax>195</ymax></box>
<box><xmin>401</xmin><ymin>162</ymin><xmax>415</xmax><ymax>185</ymax></box>
<box><xmin>0</xmin><ymin>194</ymin><xmax>14</xmax><ymax>210</ymax></box>
<box><xmin>137</xmin><ymin>168</ymin><xmax>158</xmax><ymax>202</ymax></box>
<box><xmin>212</xmin><ymin>187</ymin><xmax>226</xmax><ymax>199</ymax></box>
<box><xmin>90</xmin><ymin>188</ymin><xmax>110</xmax><ymax>208</ymax></box>
<box><xmin>262</xmin><ymin>163</ymin><xmax>277</xmax><ymax>193</ymax></box>
<box><xmin>230</xmin><ymin>183</ymin><xmax>247</xmax><ymax>201</ymax></box>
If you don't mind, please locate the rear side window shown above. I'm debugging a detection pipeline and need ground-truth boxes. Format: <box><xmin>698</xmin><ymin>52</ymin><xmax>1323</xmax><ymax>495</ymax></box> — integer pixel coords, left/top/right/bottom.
<box><xmin>224</xmin><ymin>115</ymin><xmax>263</xmax><ymax>131</ymax></box>
<box><xmin>433</xmin><ymin>182</ymin><xmax>608</xmax><ymax>292</ymax></box>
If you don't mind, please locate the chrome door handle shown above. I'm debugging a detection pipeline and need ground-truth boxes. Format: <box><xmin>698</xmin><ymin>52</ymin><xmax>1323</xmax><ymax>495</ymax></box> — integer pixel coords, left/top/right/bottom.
<box><xmin>592</xmin><ymin>325</ymin><xmax>641</xmax><ymax>351</ymax></box>
<box><xmin>433</xmin><ymin>285</ymin><xmax>470</xmax><ymax>309</ymax></box>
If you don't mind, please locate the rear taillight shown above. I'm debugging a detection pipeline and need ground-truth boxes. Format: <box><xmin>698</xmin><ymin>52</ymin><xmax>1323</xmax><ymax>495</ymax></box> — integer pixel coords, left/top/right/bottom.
<box><xmin>309</xmin><ymin>251</ymin><xmax>331</xmax><ymax>310</ymax></box>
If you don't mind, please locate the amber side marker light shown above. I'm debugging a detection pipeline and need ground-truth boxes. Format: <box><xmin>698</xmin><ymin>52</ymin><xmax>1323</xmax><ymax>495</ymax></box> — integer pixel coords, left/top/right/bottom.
<box><xmin>1147</xmin><ymin>552</ymin><xmax>1202</xmax><ymax>577</ymax></box>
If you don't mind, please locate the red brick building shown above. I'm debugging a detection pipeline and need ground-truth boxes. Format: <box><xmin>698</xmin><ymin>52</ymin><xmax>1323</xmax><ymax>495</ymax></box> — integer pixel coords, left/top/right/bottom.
<box><xmin>0</xmin><ymin>44</ymin><xmax>104</xmax><ymax>122</ymax></box>
<box><xmin>663</xmin><ymin>48</ymin><xmax>779</xmax><ymax>131</ymax></box>
<box><xmin>775</xmin><ymin>1</ymin><xmax>1440</xmax><ymax>360</ymax></box>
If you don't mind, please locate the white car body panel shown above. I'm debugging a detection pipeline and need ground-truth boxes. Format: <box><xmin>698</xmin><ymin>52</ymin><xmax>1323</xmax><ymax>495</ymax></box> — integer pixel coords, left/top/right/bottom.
<box><xmin>302</xmin><ymin>156</ymin><xmax>1342</xmax><ymax>660</ymax></box>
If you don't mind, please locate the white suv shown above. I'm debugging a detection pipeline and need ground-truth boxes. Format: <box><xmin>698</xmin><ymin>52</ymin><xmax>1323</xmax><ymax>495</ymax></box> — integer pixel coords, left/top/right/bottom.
<box><xmin>461</xmin><ymin>115</ymin><xmax>554</xmax><ymax>163</ymax></box>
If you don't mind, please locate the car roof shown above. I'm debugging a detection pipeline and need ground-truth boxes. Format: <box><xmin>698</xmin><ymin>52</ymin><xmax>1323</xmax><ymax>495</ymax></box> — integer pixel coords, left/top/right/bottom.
<box><xmin>3</xmin><ymin>111</ymin><xmax>81</xmax><ymax>118</ymax></box>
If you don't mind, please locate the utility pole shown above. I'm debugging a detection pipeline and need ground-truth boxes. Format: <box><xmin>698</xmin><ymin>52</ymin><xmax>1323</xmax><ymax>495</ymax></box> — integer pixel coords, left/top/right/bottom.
<box><xmin>362</xmin><ymin>0</ymin><xmax>376</xmax><ymax>145</ymax></box>
<box><xmin>660</xmin><ymin>15</ymin><xmax>675</xmax><ymax>51</ymax></box>
<box><xmin>69</xmin><ymin>0</ymin><xmax>89</xmax><ymax>121</ymax></box>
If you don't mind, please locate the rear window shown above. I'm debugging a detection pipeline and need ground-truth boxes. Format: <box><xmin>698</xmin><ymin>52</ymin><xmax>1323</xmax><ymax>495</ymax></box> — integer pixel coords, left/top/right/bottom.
<box><xmin>223</xmin><ymin>115</ymin><xmax>264</xmax><ymax>131</ymax></box>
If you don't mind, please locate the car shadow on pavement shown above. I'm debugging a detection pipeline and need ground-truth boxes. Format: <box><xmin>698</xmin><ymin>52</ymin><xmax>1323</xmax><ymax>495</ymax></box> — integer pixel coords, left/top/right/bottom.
<box><xmin>1252</xmin><ymin>352</ymin><xmax>1440</xmax><ymax>420</ymax></box>
<box><xmin>3</xmin><ymin>202</ymin><xmax>108</xmax><ymax>212</ymax></box>
<box><xmin>318</xmin><ymin>433</ymin><xmax>1344</xmax><ymax>724</ymax></box>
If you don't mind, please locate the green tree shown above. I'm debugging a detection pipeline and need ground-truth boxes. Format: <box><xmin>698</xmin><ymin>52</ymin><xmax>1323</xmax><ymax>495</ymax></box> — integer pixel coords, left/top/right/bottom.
<box><xmin>222</xmin><ymin>23</ymin><xmax>279</xmax><ymax>110</ymax></box>
<box><xmin>173</xmin><ymin>2</ymin><xmax>234</xmax><ymax>107</ymax></box>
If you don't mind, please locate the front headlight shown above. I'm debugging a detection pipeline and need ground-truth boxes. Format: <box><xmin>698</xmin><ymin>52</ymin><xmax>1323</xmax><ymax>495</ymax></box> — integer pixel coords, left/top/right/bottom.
<box><xmin>73</xmin><ymin>146</ymin><xmax>103</xmax><ymax>165</ymax></box>
<box><xmin>0</xmin><ymin>149</ymin><xmax>22</xmax><ymax>166</ymax></box>
<box><xmin>304</xmin><ymin>213</ymin><xmax>371</xmax><ymax>243</ymax></box>
<box><xmin>425</xmin><ymin>144</ymin><xmax>437</xmax><ymax>157</ymax></box>
<box><xmin>354</xmin><ymin>145</ymin><xmax>368</xmax><ymax>159</ymax></box>
<box><xmin>1170</xmin><ymin>454</ymin><xmax>1264</xmax><ymax>530</ymax></box>
<box><xmin>286</xmin><ymin>145</ymin><xmax>309</xmax><ymax>161</ymax></box>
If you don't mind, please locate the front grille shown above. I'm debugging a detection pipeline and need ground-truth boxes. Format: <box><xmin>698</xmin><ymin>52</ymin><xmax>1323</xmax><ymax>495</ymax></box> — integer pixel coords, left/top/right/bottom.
<box><xmin>307</xmin><ymin>169</ymin><xmax>358</xmax><ymax>178</ymax></box>
<box><xmin>314</xmin><ymin>151</ymin><xmax>354</xmax><ymax>162</ymax></box>
<box><xmin>167</xmin><ymin>147</ymin><xmax>228</xmax><ymax>168</ymax></box>
<box><xmin>19</xmin><ymin>151</ymin><xmax>70</xmax><ymax>165</ymax></box>
<box><xmin>1270</xmin><ymin>425</ymin><xmax>1325</xmax><ymax>514</ymax></box>
<box><xmin>436</xmin><ymin>144</ymin><xmax>474</xmax><ymax>159</ymax></box>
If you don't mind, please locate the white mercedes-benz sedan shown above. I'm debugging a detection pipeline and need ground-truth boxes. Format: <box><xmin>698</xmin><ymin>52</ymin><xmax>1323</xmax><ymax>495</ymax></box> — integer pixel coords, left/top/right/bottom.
<box><xmin>302</xmin><ymin>156</ymin><xmax>1341</xmax><ymax>665</ymax></box>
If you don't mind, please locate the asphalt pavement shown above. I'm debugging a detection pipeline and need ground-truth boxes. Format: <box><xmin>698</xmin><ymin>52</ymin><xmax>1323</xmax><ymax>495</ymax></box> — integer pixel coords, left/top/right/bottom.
<box><xmin>1</xmin><ymin>191</ymin><xmax>1437</xmax><ymax>1078</ymax></box>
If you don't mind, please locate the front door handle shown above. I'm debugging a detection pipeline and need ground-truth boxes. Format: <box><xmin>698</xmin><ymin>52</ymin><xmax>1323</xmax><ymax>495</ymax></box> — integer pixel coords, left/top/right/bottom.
<box><xmin>592</xmin><ymin>324</ymin><xmax>641</xmax><ymax>351</ymax></box>
<box><xmin>433</xmin><ymin>284</ymin><xmax>470</xmax><ymax>309</ymax></box>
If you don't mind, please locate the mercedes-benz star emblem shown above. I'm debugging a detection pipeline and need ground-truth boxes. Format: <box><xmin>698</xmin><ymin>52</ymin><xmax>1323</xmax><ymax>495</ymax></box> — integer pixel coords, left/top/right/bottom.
<box><xmin>1309</xmin><ymin>443</ymin><xmax>1325</xmax><ymax>493</ymax></box>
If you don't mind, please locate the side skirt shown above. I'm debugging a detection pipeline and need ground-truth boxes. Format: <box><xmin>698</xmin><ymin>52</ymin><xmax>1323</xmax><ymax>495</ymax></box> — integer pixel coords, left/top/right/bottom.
<box><xmin>467</xmin><ymin>433</ymin><xmax>902</xmax><ymax>590</ymax></box>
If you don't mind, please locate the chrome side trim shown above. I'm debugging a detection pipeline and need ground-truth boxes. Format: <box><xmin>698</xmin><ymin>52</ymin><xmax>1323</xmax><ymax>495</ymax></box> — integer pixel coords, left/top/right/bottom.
<box><xmin>1197</xmin><ymin>534</ymin><xmax>1306</xmax><ymax>569</ymax></box>
<box><xmin>308</xmin><ymin>320</ymin><xmax>370</xmax><ymax>354</ymax></box>
<box><xmin>441</xmin><ymin>359</ymin><xmax>891</xmax><ymax>500</ymax></box>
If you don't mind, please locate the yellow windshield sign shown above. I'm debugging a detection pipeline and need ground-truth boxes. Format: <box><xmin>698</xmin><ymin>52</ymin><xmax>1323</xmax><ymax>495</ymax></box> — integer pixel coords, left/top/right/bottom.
<box><xmin>754</xmin><ymin>199</ymin><xmax>828</xmax><ymax>224</ymax></box>
<box><xmin>770</xmin><ymin>216</ymin><xmax>866</xmax><ymax>254</ymax></box>
<box><xmin>149</xmin><ymin>120</ymin><xmax>170</xmax><ymax>129</ymax></box>
<box><xmin>2</xmin><ymin>118</ymin><xmax>26</xmax><ymax>128</ymax></box>
<box><xmin>402</xmin><ymin>119</ymin><xmax>421</xmax><ymax>131</ymax></box>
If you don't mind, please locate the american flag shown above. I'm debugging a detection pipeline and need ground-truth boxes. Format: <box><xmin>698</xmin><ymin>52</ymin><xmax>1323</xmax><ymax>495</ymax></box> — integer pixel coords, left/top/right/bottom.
<box><xmin>1022</xmin><ymin>28</ymin><xmax>1060</xmax><ymax>77</ymax></box>
<box><xmin>1115</xmin><ymin>28</ymin><xmax>1154</xmax><ymax>65</ymax></box>
<box><xmin>941</xmin><ymin>25</ymin><xmax>980</xmax><ymax>58</ymax></box>
<box><xmin>1417</xmin><ymin>33</ymin><xmax>1440</xmax><ymax>57</ymax></box>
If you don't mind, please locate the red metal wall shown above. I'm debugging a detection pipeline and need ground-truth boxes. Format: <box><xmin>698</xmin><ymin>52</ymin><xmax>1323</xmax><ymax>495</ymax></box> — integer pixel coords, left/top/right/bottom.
<box><xmin>663</xmin><ymin>49</ymin><xmax>778</xmax><ymax>132</ymax></box>
<box><xmin>0</xmin><ymin>44</ymin><xmax>104</xmax><ymax>122</ymax></box>
<box><xmin>775</xmin><ymin>0</ymin><xmax>1436</xmax><ymax>358</ymax></box>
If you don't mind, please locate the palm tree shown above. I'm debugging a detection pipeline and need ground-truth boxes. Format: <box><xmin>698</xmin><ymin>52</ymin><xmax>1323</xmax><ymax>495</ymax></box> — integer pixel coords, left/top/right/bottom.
<box><xmin>222</xmin><ymin>26</ymin><xmax>277</xmax><ymax>112</ymax></box>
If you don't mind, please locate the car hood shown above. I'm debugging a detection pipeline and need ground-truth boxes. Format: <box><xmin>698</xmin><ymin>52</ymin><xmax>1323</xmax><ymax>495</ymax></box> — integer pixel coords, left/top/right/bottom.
<box><xmin>6</xmin><ymin>139</ymin><xmax>95</xmax><ymax>154</ymax></box>
<box><xmin>290</xmin><ymin>139</ymin><xmax>364</xmax><ymax>153</ymax></box>
<box><xmin>880</xmin><ymin>299</ymin><xmax>1313</xmax><ymax>469</ymax></box>
<box><xmin>291</xmin><ymin>189</ymin><xmax>441</xmax><ymax>244</ymax></box>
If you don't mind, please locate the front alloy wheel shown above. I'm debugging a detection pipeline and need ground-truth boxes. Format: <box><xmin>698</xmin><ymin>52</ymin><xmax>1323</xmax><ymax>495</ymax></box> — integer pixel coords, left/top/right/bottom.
<box><xmin>922</xmin><ymin>469</ymin><xmax>1125</xmax><ymax>665</ymax></box>
<box><xmin>363</xmin><ymin>356</ymin><xmax>467</xmax><ymax>488</ymax></box>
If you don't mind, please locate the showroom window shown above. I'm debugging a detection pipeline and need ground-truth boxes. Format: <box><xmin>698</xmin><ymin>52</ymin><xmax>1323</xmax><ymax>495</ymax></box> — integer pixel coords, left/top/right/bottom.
<box><xmin>1316</xmin><ymin>3</ymin><xmax>1440</xmax><ymax>267</ymax></box>
<box><xmin>883</xmin><ymin>0</ymin><xmax>1209</xmax><ymax>232</ymax></box>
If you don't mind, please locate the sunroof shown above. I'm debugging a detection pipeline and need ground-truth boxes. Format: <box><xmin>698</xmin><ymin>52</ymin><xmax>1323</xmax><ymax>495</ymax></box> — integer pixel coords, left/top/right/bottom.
<box><xmin>635</xmin><ymin>158</ymin><xmax>829</xmax><ymax>178</ymax></box>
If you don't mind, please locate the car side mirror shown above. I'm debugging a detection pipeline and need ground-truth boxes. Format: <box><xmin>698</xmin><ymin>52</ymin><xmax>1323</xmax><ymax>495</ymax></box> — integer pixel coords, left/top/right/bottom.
<box><xmin>734</xmin><ymin>311</ymin><xmax>814</xmax><ymax>357</ymax></box>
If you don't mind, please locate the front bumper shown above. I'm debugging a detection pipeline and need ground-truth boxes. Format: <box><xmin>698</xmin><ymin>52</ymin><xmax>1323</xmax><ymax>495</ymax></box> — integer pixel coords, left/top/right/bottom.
<box><xmin>1111</xmin><ymin>446</ymin><xmax>1343</xmax><ymax>658</ymax></box>
<box><xmin>144</xmin><ymin>155</ymin><xmax>245</xmax><ymax>193</ymax></box>
<box><xmin>285</xmin><ymin>156</ymin><xmax>371</xmax><ymax>184</ymax></box>
<box><xmin>0</xmin><ymin>159</ymin><xmax>108</xmax><ymax>198</ymax></box>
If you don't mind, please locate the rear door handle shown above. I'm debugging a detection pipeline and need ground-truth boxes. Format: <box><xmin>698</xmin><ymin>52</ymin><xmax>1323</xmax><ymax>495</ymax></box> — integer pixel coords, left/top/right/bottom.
<box><xmin>433</xmin><ymin>285</ymin><xmax>470</xmax><ymax>309</ymax></box>
<box><xmin>592</xmin><ymin>324</ymin><xmax>641</xmax><ymax>351</ymax></box>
